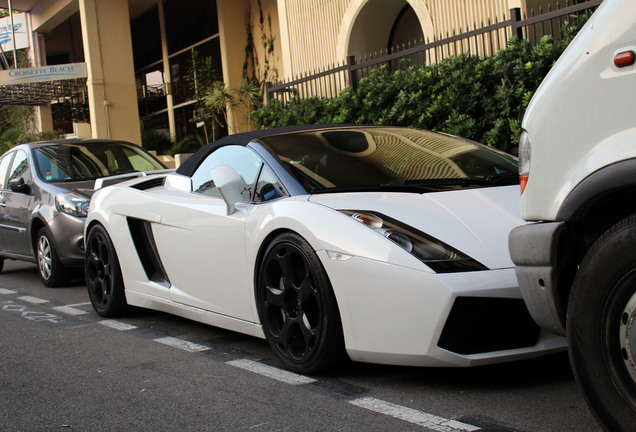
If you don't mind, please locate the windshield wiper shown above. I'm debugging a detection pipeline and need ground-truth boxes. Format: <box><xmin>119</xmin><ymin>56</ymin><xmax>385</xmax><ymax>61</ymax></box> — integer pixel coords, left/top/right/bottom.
<box><xmin>401</xmin><ymin>173</ymin><xmax>518</xmax><ymax>188</ymax></box>
<box><xmin>484</xmin><ymin>172</ymin><xmax>519</xmax><ymax>185</ymax></box>
<box><xmin>61</xmin><ymin>176</ymin><xmax>100</xmax><ymax>182</ymax></box>
<box><xmin>310</xmin><ymin>183</ymin><xmax>442</xmax><ymax>194</ymax></box>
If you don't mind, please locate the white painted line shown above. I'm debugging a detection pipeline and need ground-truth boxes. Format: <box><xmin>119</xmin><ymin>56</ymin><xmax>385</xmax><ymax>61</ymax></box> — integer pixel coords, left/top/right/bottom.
<box><xmin>99</xmin><ymin>320</ymin><xmax>137</xmax><ymax>331</ymax></box>
<box><xmin>349</xmin><ymin>397</ymin><xmax>481</xmax><ymax>432</ymax></box>
<box><xmin>0</xmin><ymin>288</ymin><xmax>16</xmax><ymax>295</ymax></box>
<box><xmin>52</xmin><ymin>305</ymin><xmax>88</xmax><ymax>316</ymax></box>
<box><xmin>154</xmin><ymin>336</ymin><xmax>210</xmax><ymax>353</ymax></box>
<box><xmin>18</xmin><ymin>296</ymin><xmax>49</xmax><ymax>304</ymax></box>
<box><xmin>226</xmin><ymin>359</ymin><xmax>317</xmax><ymax>385</ymax></box>
<box><xmin>67</xmin><ymin>302</ymin><xmax>92</xmax><ymax>307</ymax></box>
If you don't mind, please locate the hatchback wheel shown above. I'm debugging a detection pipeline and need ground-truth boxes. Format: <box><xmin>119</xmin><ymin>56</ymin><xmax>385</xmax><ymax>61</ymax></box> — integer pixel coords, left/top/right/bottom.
<box><xmin>37</xmin><ymin>227</ymin><xmax>68</xmax><ymax>287</ymax></box>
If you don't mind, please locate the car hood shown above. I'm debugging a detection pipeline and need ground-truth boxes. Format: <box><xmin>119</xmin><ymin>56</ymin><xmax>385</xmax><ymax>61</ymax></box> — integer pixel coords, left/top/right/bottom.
<box><xmin>50</xmin><ymin>179</ymin><xmax>97</xmax><ymax>199</ymax></box>
<box><xmin>308</xmin><ymin>185</ymin><xmax>524</xmax><ymax>270</ymax></box>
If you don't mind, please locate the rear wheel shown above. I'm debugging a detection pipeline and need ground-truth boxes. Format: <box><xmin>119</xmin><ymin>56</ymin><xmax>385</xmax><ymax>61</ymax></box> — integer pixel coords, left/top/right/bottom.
<box><xmin>568</xmin><ymin>215</ymin><xmax>636</xmax><ymax>432</ymax></box>
<box><xmin>37</xmin><ymin>227</ymin><xmax>69</xmax><ymax>287</ymax></box>
<box><xmin>258</xmin><ymin>232</ymin><xmax>345</xmax><ymax>374</ymax></box>
<box><xmin>85</xmin><ymin>224</ymin><xmax>127</xmax><ymax>317</ymax></box>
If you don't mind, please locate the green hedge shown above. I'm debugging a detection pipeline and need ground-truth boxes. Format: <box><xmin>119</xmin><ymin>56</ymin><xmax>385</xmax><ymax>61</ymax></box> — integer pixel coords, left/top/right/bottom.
<box><xmin>252</xmin><ymin>33</ymin><xmax>575</xmax><ymax>154</ymax></box>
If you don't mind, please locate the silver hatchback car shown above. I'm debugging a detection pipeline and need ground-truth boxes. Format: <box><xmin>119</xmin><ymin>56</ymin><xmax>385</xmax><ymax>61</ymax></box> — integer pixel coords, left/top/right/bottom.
<box><xmin>0</xmin><ymin>139</ymin><xmax>167</xmax><ymax>287</ymax></box>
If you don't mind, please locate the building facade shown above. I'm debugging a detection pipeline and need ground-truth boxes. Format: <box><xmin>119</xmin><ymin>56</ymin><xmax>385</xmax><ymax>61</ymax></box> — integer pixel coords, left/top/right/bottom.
<box><xmin>0</xmin><ymin>0</ymin><xmax>577</xmax><ymax>145</ymax></box>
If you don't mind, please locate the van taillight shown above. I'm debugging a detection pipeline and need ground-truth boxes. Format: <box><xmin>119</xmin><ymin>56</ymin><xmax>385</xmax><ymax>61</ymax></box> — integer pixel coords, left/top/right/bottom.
<box><xmin>614</xmin><ymin>51</ymin><xmax>636</xmax><ymax>68</ymax></box>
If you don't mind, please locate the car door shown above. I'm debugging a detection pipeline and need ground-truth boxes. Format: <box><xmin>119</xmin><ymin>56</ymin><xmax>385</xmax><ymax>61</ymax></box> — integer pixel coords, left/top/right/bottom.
<box><xmin>2</xmin><ymin>150</ymin><xmax>34</xmax><ymax>257</ymax></box>
<box><xmin>0</xmin><ymin>152</ymin><xmax>14</xmax><ymax>252</ymax></box>
<box><xmin>148</xmin><ymin>145</ymin><xmax>264</xmax><ymax>322</ymax></box>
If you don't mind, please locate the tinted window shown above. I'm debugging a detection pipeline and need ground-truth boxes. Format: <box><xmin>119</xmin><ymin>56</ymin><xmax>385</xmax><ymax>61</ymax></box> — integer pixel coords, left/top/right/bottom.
<box><xmin>164</xmin><ymin>0</ymin><xmax>219</xmax><ymax>53</ymax></box>
<box><xmin>192</xmin><ymin>146</ymin><xmax>263</xmax><ymax>201</ymax></box>
<box><xmin>33</xmin><ymin>142</ymin><xmax>165</xmax><ymax>182</ymax></box>
<box><xmin>0</xmin><ymin>153</ymin><xmax>14</xmax><ymax>189</ymax></box>
<box><xmin>8</xmin><ymin>150</ymin><xmax>31</xmax><ymax>184</ymax></box>
<box><xmin>260</xmin><ymin>128</ymin><xmax>518</xmax><ymax>192</ymax></box>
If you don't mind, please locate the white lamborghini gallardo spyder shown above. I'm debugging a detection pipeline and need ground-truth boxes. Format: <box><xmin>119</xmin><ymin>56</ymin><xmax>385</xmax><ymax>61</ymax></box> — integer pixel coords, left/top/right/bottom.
<box><xmin>85</xmin><ymin>125</ymin><xmax>565</xmax><ymax>373</ymax></box>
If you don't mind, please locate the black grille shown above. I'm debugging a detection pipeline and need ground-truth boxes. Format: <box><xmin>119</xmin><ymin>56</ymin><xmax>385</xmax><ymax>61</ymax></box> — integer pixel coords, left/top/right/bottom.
<box><xmin>437</xmin><ymin>297</ymin><xmax>540</xmax><ymax>355</ymax></box>
<box><xmin>131</xmin><ymin>177</ymin><xmax>165</xmax><ymax>190</ymax></box>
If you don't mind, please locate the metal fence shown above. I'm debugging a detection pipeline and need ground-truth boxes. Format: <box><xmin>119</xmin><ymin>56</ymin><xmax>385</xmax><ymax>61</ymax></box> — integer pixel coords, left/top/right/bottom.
<box><xmin>266</xmin><ymin>0</ymin><xmax>602</xmax><ymax>103</ymax></box>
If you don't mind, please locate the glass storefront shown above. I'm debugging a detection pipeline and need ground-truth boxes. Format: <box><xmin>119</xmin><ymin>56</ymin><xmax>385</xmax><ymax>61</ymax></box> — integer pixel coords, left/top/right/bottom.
<box><xmin>132</xmin><ymin>0</ymin><xmax>221</xmax><ymax>146</ymax></box>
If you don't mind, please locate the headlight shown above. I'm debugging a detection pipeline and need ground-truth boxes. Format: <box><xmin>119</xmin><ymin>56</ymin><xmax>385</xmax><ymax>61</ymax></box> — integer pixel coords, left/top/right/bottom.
<box><xmin>341</xmin><ymin>210</ymin><xmax>487</xmax><ymax>273</ymax></box>
<box><xmin>518</xmin><ymin>131</ymin><xmax>531</xmax><ymax>194</ymax></box>
<box><xmin>55</xmin><ymin>192</ymin><xmax>90</xmax><ymax>217</ymax></box>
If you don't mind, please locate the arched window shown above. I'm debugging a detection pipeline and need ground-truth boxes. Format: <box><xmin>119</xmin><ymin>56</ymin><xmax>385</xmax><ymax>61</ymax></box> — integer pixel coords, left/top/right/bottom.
<box><xmin>347</xmin><ymin>0</ymin><xmax>424</xmax><ymax>60</ymax></box>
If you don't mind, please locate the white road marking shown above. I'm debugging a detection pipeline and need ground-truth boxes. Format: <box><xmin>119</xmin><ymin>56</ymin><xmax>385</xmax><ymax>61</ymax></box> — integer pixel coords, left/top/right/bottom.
<box><xmin>0</xmin><ymin>286</ymin><xmax>483</xmax><ymax>430</ymax></box>
<box><xmin>18</xmin><ymin>296</ymin><xmax>49</xmax><ymax>304</ymax></box>
<box><xmin>52</xmin><ymin>305</ymin><xmax>88</xmax><ymax>316</ymax></box>
<box><xmin>99</xmin><ymin>320</ymin><xmax>137</xmax><ymax>331</ymax></box>
<box><xmin>349</xmin><ymin>397</ymin><xmax>481</xmax><ymax>432</ymax></box>
<box><xmin>154</xmin><ymin>336</ymin><xmax>210</xmax><ymax>352</ymax></box>
<box><xmin>67</xmin><ymin>302</ymin><xmax>92</xmax><ymax>307</ymax></box>
<box><xmin>226</xmin><ymin>359</ymin><xmax>317</xmax><ymax>385</ymax></box>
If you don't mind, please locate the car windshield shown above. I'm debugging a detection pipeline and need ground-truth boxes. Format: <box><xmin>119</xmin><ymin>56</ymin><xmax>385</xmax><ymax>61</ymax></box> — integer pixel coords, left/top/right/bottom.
<box><xmin>259</xmin><ymin>127</ymin><xmax>518</xmax><ymax>193</ymax></box>
<box><xmin>33</xmin><ymin>142</ymin><xmax>165</xmax><ymax>182</ymax></box>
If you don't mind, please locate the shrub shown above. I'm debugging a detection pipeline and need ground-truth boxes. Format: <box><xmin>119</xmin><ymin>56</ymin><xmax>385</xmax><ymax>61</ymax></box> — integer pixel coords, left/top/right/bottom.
<box><xmin>141</xmin><ymin>129</ymin><xmax>172</xmax><ymax>155</ymax></box>
<box><xmin>252</xmin><ymin>22</ymin><xmax>583</xmax><ymax>154</ymax></box>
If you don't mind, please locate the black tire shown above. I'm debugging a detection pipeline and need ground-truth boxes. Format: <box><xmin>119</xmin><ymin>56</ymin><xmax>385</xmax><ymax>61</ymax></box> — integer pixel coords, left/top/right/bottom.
<box><xmin>85</xmin><ymin>224</ymin><xmax>127</xmax><ymax>317</ymax></box>
<box><xmin>0</xmin><ymin>257</ymin><xmax>4</xmax><ymax>273</ymax></box>
<box><xmin>568</xmin><ymin>215</ymin><xmax>636</xmax><ymax>432</ymax></box>
<box><xmin>257</xmin><ymin>232</ymin><xmax>346</xmax><ymax>374</ymax></box>
<box><xmin>36</xmin><ymin>227</ymin><xmax>69</xmax><ymax>287</ymax></box>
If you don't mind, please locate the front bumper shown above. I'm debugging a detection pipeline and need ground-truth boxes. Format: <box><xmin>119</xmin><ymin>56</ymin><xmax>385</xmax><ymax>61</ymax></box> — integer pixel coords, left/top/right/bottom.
<box><xmin>508</xmin><ymin>222</ymin><xmax>567</xmax><ymax>336</ymax></box>
<box><xmin>319</xmin><ymin>251</ymin><xmax>565</xmax><ymax>367</ymax></box>
<box><xmin>48</xmin><ymin>212</ymin><xmax>86</xmax><ymax>268</ymax></box>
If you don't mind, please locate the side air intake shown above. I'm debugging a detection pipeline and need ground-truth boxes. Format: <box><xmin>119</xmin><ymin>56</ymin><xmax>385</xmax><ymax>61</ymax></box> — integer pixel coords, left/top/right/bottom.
<box><xmin>127</xmin><ymin>217</ymin><xmax>170</xmax><ymax>287</ymax></box>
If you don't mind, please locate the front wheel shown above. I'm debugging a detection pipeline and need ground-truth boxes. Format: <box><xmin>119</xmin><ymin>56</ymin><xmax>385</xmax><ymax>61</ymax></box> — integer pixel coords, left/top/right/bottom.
<box><xmin>257</xmin><ymin>232</ymin><xmax>345</xmax><ymax>374</ymax></box>
<box><xmin>85</xmin><ymin>224</ymin><xmax>127</xmax><ymax>317</ymax></box>
<box><xmin>37</xmin><ymin>227</ymin><xmax>69</xmax><ymax>287</ymax></box>
<box><xmin>568</xmin><ymin>215</ymin><xmax>636</xmax><ymax>432</ymax></box>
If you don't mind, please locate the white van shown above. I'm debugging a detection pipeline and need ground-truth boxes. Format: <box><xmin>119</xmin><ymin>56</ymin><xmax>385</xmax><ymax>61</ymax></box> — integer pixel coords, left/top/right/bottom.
<box><xmin>508</xmin><ymin>0</ymin><xmax>636</xmax><ymax>430</ymax></box>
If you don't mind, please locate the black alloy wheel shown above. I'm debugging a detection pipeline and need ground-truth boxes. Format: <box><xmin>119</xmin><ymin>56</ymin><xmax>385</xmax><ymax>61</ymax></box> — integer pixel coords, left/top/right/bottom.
<box><xmin>36</xmin><ymin>227</ymin><xmax>69</xmax><ymax>287</ymax></box>
<box><xmin>258</xmin><ymin>232</ymin><xmax>345</xmax><ymax>374</ymax></box>
<box><xmin>85</xmin><ymin>224</ymin><xmax>127</xmax><ymax>317</ymax></box>
<box><xmin>568</xmin><ymin>215</ymin><xmax>636</xmax><ymax>432</ymax></box>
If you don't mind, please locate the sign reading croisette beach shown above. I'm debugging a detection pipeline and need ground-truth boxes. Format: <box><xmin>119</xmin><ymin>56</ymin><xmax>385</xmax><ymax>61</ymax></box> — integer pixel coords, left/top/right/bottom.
<box><xmin>0</xmin><ymin>63</ymin><xmax>87</xmax><ymax>85</ymax></box>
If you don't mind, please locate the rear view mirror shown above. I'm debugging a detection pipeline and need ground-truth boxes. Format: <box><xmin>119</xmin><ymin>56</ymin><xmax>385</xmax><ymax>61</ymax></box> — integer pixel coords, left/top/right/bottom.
<box><xmin>210</xmin><ymin>164</ymin><xmax>243</xmax><ymax>215</ymax></box>
<box><xmin>9</xmin><ymin>177</ymin><xmax>30</xmax><ymax>194</ymax></box>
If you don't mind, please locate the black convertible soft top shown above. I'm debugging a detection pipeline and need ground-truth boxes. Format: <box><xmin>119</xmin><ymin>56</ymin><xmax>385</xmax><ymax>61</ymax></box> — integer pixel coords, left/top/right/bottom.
<box><xmin>175</xmin><ymin>124</ymin><xmax>354</xmax><ymax>177</ymax></box>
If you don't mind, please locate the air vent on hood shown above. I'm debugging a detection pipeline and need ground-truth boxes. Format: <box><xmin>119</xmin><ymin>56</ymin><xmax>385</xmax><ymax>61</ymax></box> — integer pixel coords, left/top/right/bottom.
<box><xmin>131</xmin><ymin>177</ymin><xmax>166</xmax><ymax>190</ymax></box>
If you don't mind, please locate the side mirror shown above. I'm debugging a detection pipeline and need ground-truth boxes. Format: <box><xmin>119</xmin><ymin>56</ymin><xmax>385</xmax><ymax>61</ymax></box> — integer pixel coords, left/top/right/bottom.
<box><xmin>9</xmin><ymin>177</ymin><xmax>30</xmax><ymax>194</ymax></box>
<box><xmin>260</xmin><ymin>183</ymin><xmax>283</xmax><ymax>201</ymax></box>
<box><xmin>210</xmin><ymin>164</ymin><xmax>243</xmax><ymax>215</ymax></box>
